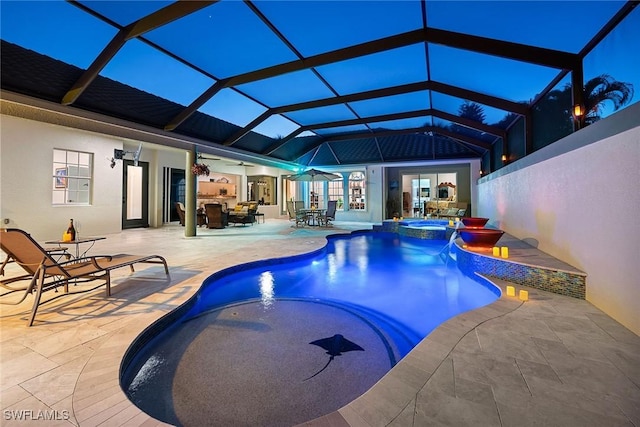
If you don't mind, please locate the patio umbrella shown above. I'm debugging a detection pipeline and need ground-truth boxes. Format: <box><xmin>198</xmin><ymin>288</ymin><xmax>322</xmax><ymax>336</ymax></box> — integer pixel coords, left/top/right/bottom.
<box><xmin>286</xmin><ymin>168</ymin><xmax>342</xmax><ymax>183</ymax></box>
<box><xmin>287</xmin><ymin>168</ymin><xmax>342</xmax><ymax>208</ymax></box>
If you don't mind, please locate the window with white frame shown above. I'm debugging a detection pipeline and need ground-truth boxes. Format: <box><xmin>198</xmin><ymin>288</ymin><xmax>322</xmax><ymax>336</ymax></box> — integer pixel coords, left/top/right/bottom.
<box><xmin>310</xmin><ymin>181</ymin><xmax>324</xmax><ymax>208</ymax></box>
<box><xmin>348</xmin><ymin>171</ymin><xmax>366</xmax><ymax>211</ymax></box>
<box><xmin>52</xmin><ymin>149</ymin><xmax>93</xmax><ymax>205</ymax></box>
<box><xmin>327</xmin><ymin>178</ymin><xmax>344</xmax><ymax>211</ymax></box>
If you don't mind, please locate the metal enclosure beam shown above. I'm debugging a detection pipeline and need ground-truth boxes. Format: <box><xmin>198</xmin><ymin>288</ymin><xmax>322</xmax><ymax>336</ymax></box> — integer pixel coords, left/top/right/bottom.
<box><xmin>63</xmin><ymin>1</ymin><xmax>216</xmax><ymax>106</ymax></box>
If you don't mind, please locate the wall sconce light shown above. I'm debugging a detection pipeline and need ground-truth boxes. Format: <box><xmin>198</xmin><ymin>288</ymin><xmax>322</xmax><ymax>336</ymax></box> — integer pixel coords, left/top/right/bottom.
<box><xmin>501</xmin><ymin>154</ymin><xmax>507</xmax><ymax>162</ymax></box>
<box><xmin>573</xmin><ymin>104</ymin><xmax>584</xmax><ymax>117</ymax></box>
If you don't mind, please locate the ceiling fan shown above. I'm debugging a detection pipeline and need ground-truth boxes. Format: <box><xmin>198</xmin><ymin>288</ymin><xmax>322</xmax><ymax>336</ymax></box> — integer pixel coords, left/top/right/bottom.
<box><xmin>226</xmin><ymin>161</ymin><xmax>254</xmax><ymax>167</ymax></box>
<box><xmin>197</xmin><ymin>154</ymin><xmax>220</xmax><ymax>161</ymax></box>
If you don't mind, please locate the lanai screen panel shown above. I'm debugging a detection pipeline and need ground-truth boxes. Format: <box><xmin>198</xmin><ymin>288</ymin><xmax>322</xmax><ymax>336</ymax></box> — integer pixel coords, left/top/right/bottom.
<box><xmin>371</xmin><ymin>117</ymin><xmax>431</xmax><ymax>132</ymax></box>
<box><xmin>139</xmin><ymin>1</ymin><xmax>298</xmax><ymax>78</ymax></box>
<box><xmin>313</xmin><ymin>124</ymin><xmax>370</xmax><ymax>136</ymax></box>
<box><xmin>235</xmin><ymin>70</ymin><xmax>336</xmax><ymax>107</ymax></box>
<box><xmin>432</xmin><ymin>118</ymin><xmax>498</xmax><ymax>145</ymax></box>
<box><xmin>285</xmin><ymin>105</ymin><xmax>360</xmax><ymax>127</ymax></box>
<box><xmin>349</xmin><ymin>91</ymin><xmax>431</xmax><ymax>118</ymax></box>
<box><xmin>426</xmin><ymin>0</ymin><xmax>626</xmax><ymax>53</ymax></box>
<box><xmin>1</xmin><ymin>1</ymin><xmax>116</xmax><ymax>68</ymax></box>
<box><xmin>253</xmin><ymin>0</ymin><xmax>424</xmax><ymax>57</ymax></box>
<box><xmin>315</xmin><ymin>45</ymin><xmax>428</xmax><ymax>95</ymax></box>
<box><xmin>430</xmin><ymin>93</ymin><xmax>514</xmax><ymax>128</ymax></box>
<box><xmin>101</xmin><ymin>39</ymin><xmax>214</xmax><ymax>107</ymax></box>
<box><xmin>428</xmin><ymin>44</ymin><xmax>560</xmax><ymax>103</ymax></box>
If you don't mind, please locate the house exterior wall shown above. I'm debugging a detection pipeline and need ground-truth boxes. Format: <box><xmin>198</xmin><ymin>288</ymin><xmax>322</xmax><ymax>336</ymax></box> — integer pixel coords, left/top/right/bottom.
<box><xmin>1</xmin><ymin>115</ymin><xmax>123</xmax><ymax>241</ymax></box>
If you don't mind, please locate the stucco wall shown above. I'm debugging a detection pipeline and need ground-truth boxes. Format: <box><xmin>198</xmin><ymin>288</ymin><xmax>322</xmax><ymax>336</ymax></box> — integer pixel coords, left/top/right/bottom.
<box><xmin>1</xmin><ymin>115</ymin><xmax>123</xmax><ymax>241</ymax></box>
<box><xmin>0</xmin><ymin>113</ymin><xmax>300</xmax><ymax>241</ymax></box>
<box><xmin>477</xmin><ymin>103</ymin><xmax>640</xmax><ymax>335</ymax></box>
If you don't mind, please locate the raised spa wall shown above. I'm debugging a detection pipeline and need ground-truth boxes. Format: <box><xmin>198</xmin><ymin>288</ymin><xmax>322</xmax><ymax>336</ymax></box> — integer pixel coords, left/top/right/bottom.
<box><xmin>374</xmin><ymin>220</ymin><xmax>586</xmax><ymax>300</ymax></box>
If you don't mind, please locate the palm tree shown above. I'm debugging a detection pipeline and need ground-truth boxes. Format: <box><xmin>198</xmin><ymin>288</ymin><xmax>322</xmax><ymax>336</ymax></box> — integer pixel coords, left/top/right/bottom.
<box><xmin>582</xmin><ymin>74</ymin><xmax>634</xmax><ymax>124</ymax></box>
<box><xmin>458</xmin><ymin>101</ymin><xmax>486</xmax><ymax>123</ymax></box>
<box><xmin>535</xmin><ymin>74</ymin><xmax>634</xmax><ymax>127</ymax></box>
<box><xmin>450</xmin><ymin>101</ymin><xmax>486</xmax><ymax>137</ymax></box>
<box><xmin>532</xmin><ymin>74</ymin><xmax>634</xmax><ymax>146</ymax></box>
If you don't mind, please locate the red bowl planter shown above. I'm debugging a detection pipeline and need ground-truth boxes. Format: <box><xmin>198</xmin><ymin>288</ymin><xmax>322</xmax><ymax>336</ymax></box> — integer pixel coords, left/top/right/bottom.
<box><xmin>458</xmin><ymin>228</ymin><xmax>504</xmax><ymax>248</ymax></box>
<box><xmin>461</xmin><ymin>217</ymin><xmax>490</xmax><ymax>228</ymax></box>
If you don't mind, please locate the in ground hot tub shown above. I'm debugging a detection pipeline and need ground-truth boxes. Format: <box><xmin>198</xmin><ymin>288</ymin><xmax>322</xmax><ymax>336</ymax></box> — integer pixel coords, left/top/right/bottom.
<box><xmin>398</xmin><ymin>219</ymin><xmax>449</xmax><ymax>239</ymax></box>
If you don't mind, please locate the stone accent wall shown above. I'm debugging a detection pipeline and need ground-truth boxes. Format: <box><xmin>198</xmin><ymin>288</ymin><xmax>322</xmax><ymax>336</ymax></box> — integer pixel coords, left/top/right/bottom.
<box><xmin>399</xmin><ymin>226</ymin><xmax>446</xmax><ymax>240</ymax></box>
<box><xmin>374</xmin><ymin>220</ymin><xmax>587</xmax><ymax>300</ymax></box>
<box><xmin>454</xmin><ymin>246</ymin><xmax>586</xmax><ymax>299</ymax></box>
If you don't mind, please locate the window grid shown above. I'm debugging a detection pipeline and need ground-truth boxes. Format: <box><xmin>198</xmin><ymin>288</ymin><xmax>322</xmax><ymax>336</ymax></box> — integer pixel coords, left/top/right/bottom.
<box><xmin>348</xmin><ymin>171</ymin><xmax>366</xmax><ymax>211</ymax></box>
<box><xmin>310</xmin><ymin>181</ymin><xmax>324</xmax><ymax>208</ymax></box>
<box><xmin>52</xmin><ymin>149</ymin><xmax>93</xmax><ymax>205</ymax></box>
<box><xmin>327</xmin><ymin>179</ymin><xmax>344</xmax><ymax>211</ymax></box>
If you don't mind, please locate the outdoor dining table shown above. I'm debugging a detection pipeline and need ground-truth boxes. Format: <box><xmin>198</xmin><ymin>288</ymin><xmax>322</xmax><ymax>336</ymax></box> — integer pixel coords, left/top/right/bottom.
<box><xmin>300</xmin><ymin>208</ymin><xmax>326</xmax><ymax>227</ymax></box>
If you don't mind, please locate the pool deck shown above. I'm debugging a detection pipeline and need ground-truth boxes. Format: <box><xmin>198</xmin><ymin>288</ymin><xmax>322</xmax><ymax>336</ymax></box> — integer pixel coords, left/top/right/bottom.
<box><xmin>1</xmin><ymin>219</ymin><xmax>638</xmax><ymax>426</ymax></box>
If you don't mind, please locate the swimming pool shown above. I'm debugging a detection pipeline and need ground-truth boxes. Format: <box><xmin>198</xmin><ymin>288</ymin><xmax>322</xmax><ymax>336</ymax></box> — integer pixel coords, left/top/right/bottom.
<box><xmin>398</xmin><ymin>218</ymin><xmax>450</xmax><ymax>228</ymax></box>
<box><xmin>121</xmin><ymin>231</ymin><xmax>500</xmax><ymax>426</ymax></box>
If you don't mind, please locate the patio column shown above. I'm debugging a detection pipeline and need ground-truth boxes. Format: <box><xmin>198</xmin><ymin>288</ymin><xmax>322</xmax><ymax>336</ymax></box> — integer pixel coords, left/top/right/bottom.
<box><xmin>571</xmin><ymin>66</ymin><xmax>585</xmax><ymax>131</ymax></box>
<box><xmin>185</xmin><ymin>148</ymin><xmax>197</xmax><ymax>237</ymax></box>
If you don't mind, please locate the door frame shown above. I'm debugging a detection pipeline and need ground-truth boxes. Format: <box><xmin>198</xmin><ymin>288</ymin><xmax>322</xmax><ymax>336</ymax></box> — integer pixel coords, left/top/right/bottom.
<box><xmin>122</xmin><ymin>160</ymin><xmax>149</xmax><ymax>229</ymax></box>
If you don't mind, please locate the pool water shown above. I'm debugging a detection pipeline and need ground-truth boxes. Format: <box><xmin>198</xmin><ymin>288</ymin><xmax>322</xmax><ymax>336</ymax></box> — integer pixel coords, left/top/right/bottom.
<box><xmin>121</xmin><ymin>231</ymin><xmax>500</xmax><ymax>426</ymax></box>
<box><xmin>187</xmin><ymin>232</ymin><xmax>497</xmax><ymax>352</ymax></box>
<box><xmin>398</xmin><ymin>218</ymin><xmax>450</xmax><ymax>228</ymax></box>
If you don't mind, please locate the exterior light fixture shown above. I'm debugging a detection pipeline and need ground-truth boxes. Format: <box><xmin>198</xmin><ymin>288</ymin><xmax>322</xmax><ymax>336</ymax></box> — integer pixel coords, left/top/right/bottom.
<box><xmin>501</xmin><ymin>154</ymin><xmax>507</xmax><ymax>162</ymax></box>
<box><xmin>573</xmin><ymin>104</ymin><xmax>584</xmax><ymax>117</ymax></box>
<box><xmin>110</xmin><ymin>144</ymin><xmax>143</xmax><ymax>168</ymax></box>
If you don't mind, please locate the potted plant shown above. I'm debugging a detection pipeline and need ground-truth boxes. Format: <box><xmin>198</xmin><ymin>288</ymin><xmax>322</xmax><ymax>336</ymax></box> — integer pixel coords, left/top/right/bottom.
<box><xmin>191</xmin><ymin>163</ymin><xmax>210</xmax><ymax>177</ymax></box>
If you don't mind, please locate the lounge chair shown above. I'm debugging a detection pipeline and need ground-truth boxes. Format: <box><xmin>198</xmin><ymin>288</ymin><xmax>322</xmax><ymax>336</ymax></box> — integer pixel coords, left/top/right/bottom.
<box><xmin>0</xmin><ymin>228</ymin><xmax>169</xmax><ymax>326</ymax></box>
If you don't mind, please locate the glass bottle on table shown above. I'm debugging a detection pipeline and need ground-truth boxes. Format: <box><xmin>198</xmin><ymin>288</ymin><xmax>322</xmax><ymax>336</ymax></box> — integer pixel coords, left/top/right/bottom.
<box><xmin>67</xmin><ymin>219</ymin><xmax>76</xmax><ymax>241</ymax></box>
